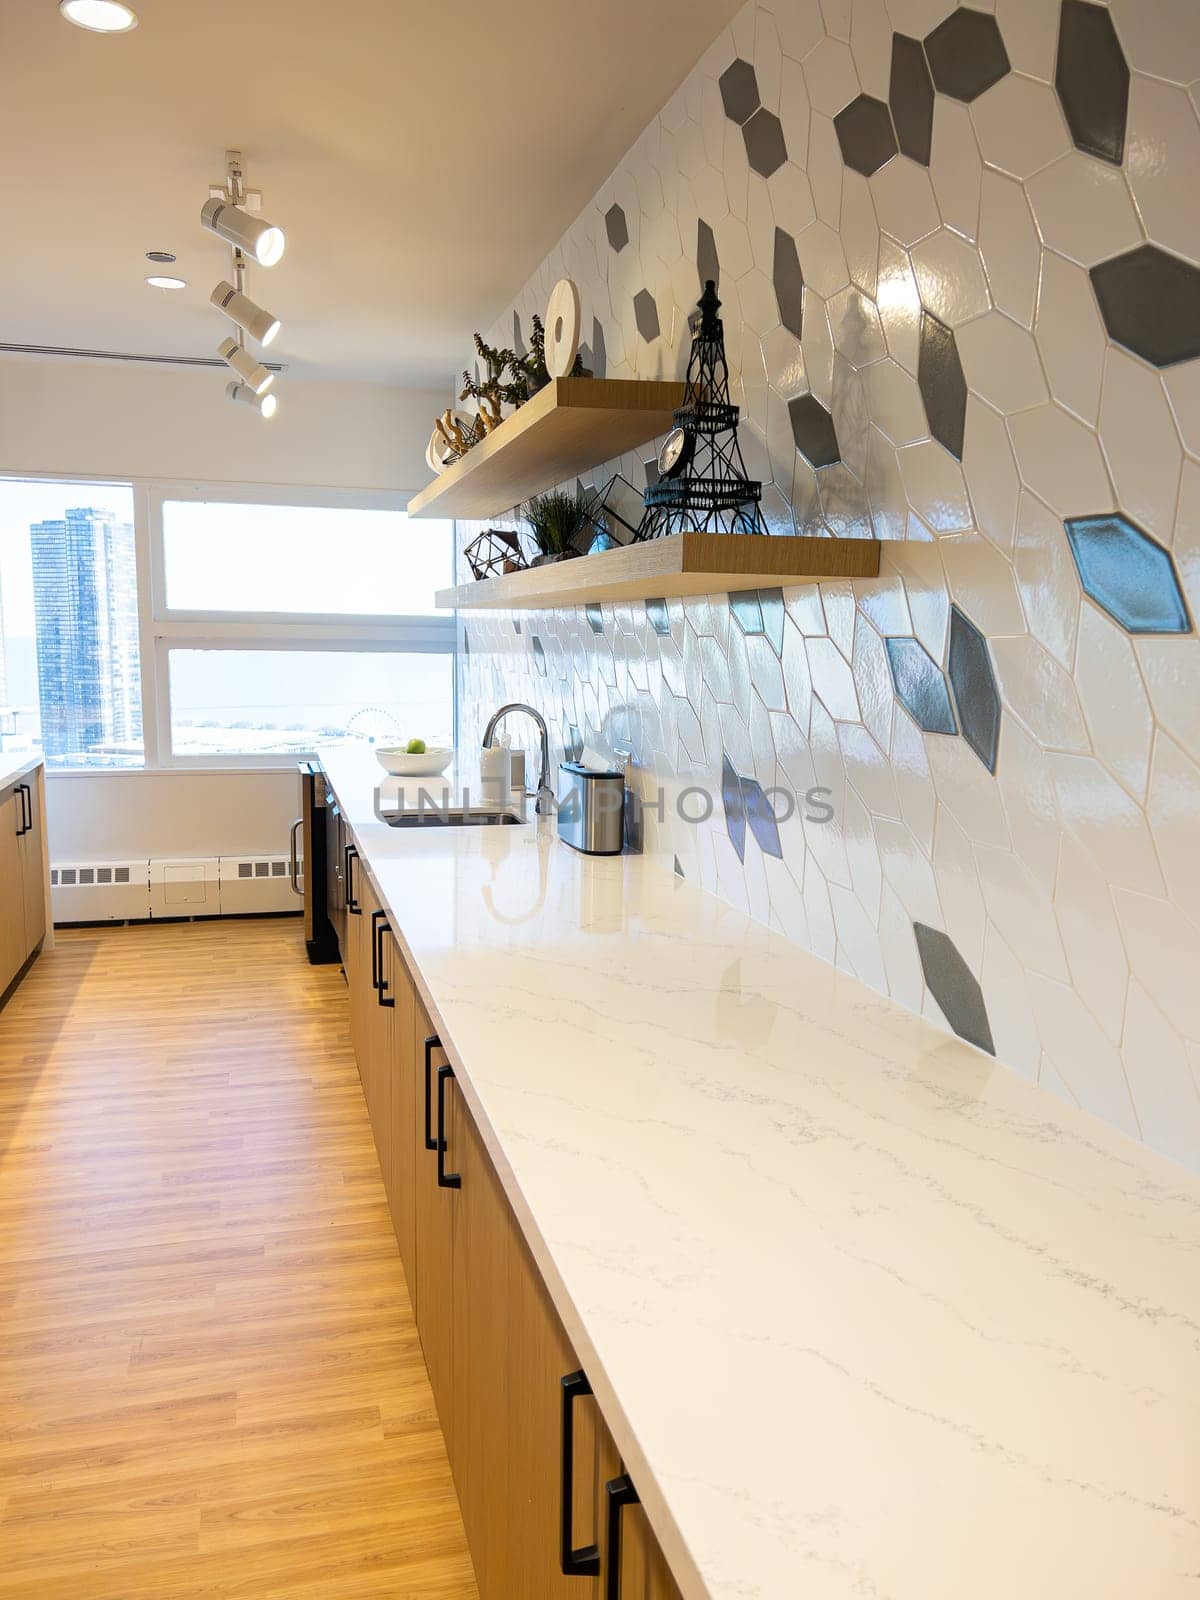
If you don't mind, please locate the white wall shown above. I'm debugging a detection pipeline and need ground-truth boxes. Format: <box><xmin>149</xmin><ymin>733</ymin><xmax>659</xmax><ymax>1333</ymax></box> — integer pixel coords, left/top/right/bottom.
<box><xmin>2</xmin><ymin>351</ymin><xmax>443</xmax><ymax>868</ymax></box>
<box><xmin>0</xmin><ymin>353</ymin><xmax>445</xmax><ymax>491</ymax></box>
<box><xmin>45</xmin><ymin>768</ymin><xmax>299</xmax><ymax>863</ymax></box>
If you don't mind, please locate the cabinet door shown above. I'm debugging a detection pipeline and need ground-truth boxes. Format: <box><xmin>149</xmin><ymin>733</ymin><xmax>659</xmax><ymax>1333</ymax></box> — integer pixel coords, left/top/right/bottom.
<box><xmin>603</xmin><ymin>1490</ymin><xmax>684</xmax><ymax>1600</ymax></box>
<box><xmin>412</xmin><ymin>1001</ymin><xmax>459</xmax><ymax>1449</ymax></box>
<box><xmin>0</xmin><ymin>786</ymin><xmax>27</xmax><ymax>994</ymax></box>
<box><xmin>18</xmin><ymin>778</ymin><xmax>46</xmax><ymax>954</ymax></box>
<box><xmin>506</xmin><ymin>1228</ymin><xmax>603</xmax><ymax>1599</ymax></box>
<box><xmin>451</xmin><ymin>1093</ymin><xmax>515</xmax><ymax>1597</ymax></box>
<box><xmin>381</xmin><ymin>927</ymin><xmax>417</xmax><ymax>1279</ymax></box>
<box><xmin>344</xmin><ymin>858</ymin><xmax>373</xmax><ymax>1100</ymax></box>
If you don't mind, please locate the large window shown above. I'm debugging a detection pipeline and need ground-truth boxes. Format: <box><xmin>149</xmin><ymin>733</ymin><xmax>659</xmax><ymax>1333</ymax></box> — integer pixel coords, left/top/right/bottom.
<box><xmin>0</xmin><ymin>479</ymin><xmax>142</xmax><ymax>768</ymax></box>
<box><xmin>0</xmin><ymin>477</ymin><xmax>456</xmax><ymax>769</ymax></box>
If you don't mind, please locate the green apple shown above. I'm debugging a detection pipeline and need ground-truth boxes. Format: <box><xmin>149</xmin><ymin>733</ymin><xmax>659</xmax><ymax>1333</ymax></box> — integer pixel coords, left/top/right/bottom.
<box><xmin>406</xmin><ymin>738</ymin><xmax>426</xmax><ymax>755</ymax></box>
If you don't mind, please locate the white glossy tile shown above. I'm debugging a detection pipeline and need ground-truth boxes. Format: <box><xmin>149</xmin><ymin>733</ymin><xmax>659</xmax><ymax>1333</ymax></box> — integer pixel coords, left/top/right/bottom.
<box><xmin>870</xmin><ymin>157</ymin><xmax>941</xmax><ymax>248</ymax></box>
<box><xmin>994</xmin><ymin>0</ymin><xmax>1059</xmax><ymax>81</ymax></box>
<box><xmin>805</xmin><ymin>635</ymin><xmax>861</xmax><ymax>720</ymax></box>
<box><xmin>1109</xmin><ymin>0</ymin><xmax>1200</xmax><ymax>87</ymax></box>
<box><xmin>848</xmin><ymin>0</ymin><xmax>892</xmax><ymax>98</ymax></box>
<box><xmin>1055</xmin><ymin>834</ymin><xmax>1131</xmax><ymax>1046</ymax></box>
<box><xmin>1145</xmin><ymin>728</ymin><xmax>1200</xmax><ymax>915</ymax></box>
<box><xmin>956</xmin><ymin>311</ymin><xmax>1049</xmax><ymax>416</ymax></box>
<box><xmin>875</xmin><ymin>233</ymin><xmax>923</xmax><ymax>374</ymax></box>
<box><xmin>1013</xmin><ymin>489</ymin><xmax>1080</xmax><ymax>671</ymax></box>
<box><xmin>1008</xmin><ymin>404</ymin><xmax>1115</xmax><ymax>517</ymax></box>
<box><xmin>796</xmin><ymin>219</ymin><xmax>851</xmax><ymax>301</ymax></box>
<box><xmin>1049</xmin><ymin>754</ymin><xmax>1167</xmax><ymax>897</ymax></box>
<box><xmin>997</xmin><ymin>717</ymin><xmax>1064</xmax><ymax>892</ymax></box>
<box><xmin>991</xmin><ymin>635</ymin><xmax>1090</xmax><ymax>753</ymax></box>
<box><xmin>976</xmin><ymin>844</ymin><xmax>1070</xmax><ymax>981</ymax></box>
<box><xmin>1027</xmin><ymin>974</ymin><xmax>1141</xmax><ymax>1139</ymax></box>
<box><xmin>1025</xmin><ymin>153</ymin><xmax>1143</xmax><ymax>269</ymax></box>
<box><xmin>896</xmin><ymin>439</ymin><xmax>975</xmax><ymax>533</ymax></box>
<box><xmin>808</xmin><ymin>112</ymin><xmax>845</xmax><ymax>228</ymax></box>
<box><xmin>1114</xmin><ymin>886</ymin><xmax>1200</xmax><ymax>1042</ymax></box>
<box><xmin>1126</xmin><ymin>74</ymin><xmax>1200</xmax><ymax>268</ymax></box>
<box><xmin>1122</xmin><ymin>981</ymin><xmax>1200</xmax><ymax>1170</ymax></box>
<box><xmin>941</xmin><ymin>536</ymin><xmax>1026</xmax><ymax>635</ymax></box>
<box><xmin>977</xmin><ymin>169</ymin><xmax>1041</xmax><ymax>329</ymax></box>
<box><xmin>1036</xmin><ymin>250</ymin><xmax>1108</xmax><ymax>428</ymax></box>
<box><xmin>928</xmin><ymin>98</ymin><xmax>984</xmax><ymax>241</ymax></box>
<box><xmin>911</xmin><ymin>228</ymin><xmax>992</xmax><ymax>325</ymax></box>
<box><xmin>961</xmin><ymin>396</ymin><xmax>1020</xmax><ymax>553</ymax></box>
<box><xmin>1097</xmin><ymin>348</ymin><xmax>1183</xmax><ymax>547</ymax></box>
<box><xmin>866</xmin><ymin>356</ymin><xmax>929</xmax><ymax>445</ymax></box>
<box><xmin>931</xmin><ymin>804</ymin><xmax>988</xmax><ymax>970</ymax></box>
<box><xmin>971</xmin><ymin>72</ymin><xmax>1072</xmax><ymax>180</ymax></box>
<box><xmin>803</xmin><ymin>34</ymin><xmax>860</xmax><ymax>115</ymax></box>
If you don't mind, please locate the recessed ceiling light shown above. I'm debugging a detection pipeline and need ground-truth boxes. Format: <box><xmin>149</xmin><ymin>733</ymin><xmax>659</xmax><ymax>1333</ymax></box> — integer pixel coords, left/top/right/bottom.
<box><xmin>146</xmin><ymin>275</ymin><xmax>187</xmax><ymax>290</ymax></box>
<box><xmin>60</xmin><ymin>0</ymin><xmax>138</xmax><ymax>33</ymax></box>
<box><xmin>146</xmin><ymin>250</ymin><xmax>176</xmax><ymax>264</ymax></box>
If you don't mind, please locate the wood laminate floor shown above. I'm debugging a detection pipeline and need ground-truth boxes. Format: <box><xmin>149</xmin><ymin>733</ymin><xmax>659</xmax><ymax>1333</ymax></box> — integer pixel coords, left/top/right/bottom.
<box><xmin>0</xmin><ymin>918</ymin><xmax>478</xmax><ymax>1599</ymax></box>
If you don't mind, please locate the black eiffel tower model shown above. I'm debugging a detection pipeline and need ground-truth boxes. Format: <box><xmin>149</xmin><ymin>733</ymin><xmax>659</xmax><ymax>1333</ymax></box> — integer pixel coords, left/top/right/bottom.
<box><xmin>635</xmin><ymin>279</ymin><xmax>764</xmax><ymax>541</ymax></box>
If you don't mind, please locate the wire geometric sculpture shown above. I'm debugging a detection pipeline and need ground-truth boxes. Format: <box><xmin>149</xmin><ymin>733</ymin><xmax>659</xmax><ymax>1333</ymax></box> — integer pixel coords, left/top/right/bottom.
<box><xmin>580</xmin><ymin>473</ymin><xmax>645</xmax><ymax>551</ymax></box>
<box><xmin>465</xmin><ymin>527</ymin><xmax>528</xmax><ymax>581</ymax></box>
<box><xmin>635</xmin><ymin>279</ymin><xmax>764</xmax><ymax>540</ymax></box>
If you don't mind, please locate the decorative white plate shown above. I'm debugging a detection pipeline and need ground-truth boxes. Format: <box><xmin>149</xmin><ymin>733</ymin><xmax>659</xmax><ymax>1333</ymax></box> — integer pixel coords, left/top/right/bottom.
<box><xmin>544</xmin><ymin>277</ymin><xmax>581</xmax><ymax>378</ymax></box>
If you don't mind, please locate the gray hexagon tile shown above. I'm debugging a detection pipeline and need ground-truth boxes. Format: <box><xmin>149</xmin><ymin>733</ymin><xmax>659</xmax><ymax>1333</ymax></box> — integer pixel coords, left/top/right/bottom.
<box><xmin>452</xmin><ymin>0</ymin><xmax>1200</xmax><ymax>1174</ymax></box>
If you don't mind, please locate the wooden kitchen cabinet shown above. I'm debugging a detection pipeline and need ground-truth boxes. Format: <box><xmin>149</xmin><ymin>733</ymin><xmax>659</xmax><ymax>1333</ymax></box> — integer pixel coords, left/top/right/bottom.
<box><xmin>18</xmin><ymin>775</ymin><xmax>47</xmax><ymax>955</ymax></box>
<box><xmin>0</xmin><ymin>784</ymin><xmax>26</xmax><ymax>995</ymax></box>
<box><xmin>339</xmin><ymin>837</ymin><xmax>683</xmax><ymax>1600</ymax></box>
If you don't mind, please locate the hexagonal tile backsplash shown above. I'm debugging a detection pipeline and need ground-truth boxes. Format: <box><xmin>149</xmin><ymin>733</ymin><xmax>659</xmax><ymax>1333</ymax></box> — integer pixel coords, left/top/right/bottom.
<box><xmin>455</xmin><ymin>0</ymin><xmax>1200</xmax><ymax>1173</ymax></box>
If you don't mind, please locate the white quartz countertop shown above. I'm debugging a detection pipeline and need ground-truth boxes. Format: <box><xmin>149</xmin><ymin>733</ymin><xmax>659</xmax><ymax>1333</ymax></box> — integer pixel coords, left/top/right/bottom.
<box><xmin>321</xmin><ymin>747</ymin><xmax>1200</xmax><ymax>1600</ymax></box>
<box><xmin>0</xmin><ymin>753</ymin><xmax>42</xmax><ymax>794</ymax></box>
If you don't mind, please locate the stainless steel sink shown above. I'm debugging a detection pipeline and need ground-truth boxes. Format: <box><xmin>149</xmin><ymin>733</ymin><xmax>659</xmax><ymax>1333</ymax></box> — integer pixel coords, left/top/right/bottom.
<box><xmin>382</xmin><ymin>808</ymin><xmax>522</xmax><ymax>829</ymax></box>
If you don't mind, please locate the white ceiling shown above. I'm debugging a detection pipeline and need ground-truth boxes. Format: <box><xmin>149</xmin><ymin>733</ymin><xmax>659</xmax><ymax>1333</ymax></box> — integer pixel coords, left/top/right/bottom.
<box><xmin>1</xmin><ymin>0</ymin><xmax>742</xmax><ymax>387</ymax></box>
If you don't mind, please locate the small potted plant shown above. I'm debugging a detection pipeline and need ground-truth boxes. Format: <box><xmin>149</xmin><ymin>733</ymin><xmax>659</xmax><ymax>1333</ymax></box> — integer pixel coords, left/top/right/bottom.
<box><xmin>523</xmin><ymin>489</ymin><xmax>590</xmax><ymax>565</ymax></box>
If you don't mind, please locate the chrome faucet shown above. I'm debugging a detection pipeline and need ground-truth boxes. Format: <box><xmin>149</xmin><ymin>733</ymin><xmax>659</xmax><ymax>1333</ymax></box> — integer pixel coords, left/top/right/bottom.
<box><xmin>482</xmin><ymin>703</ymin><xmax>553</xmax><ymax>815</ymax></box>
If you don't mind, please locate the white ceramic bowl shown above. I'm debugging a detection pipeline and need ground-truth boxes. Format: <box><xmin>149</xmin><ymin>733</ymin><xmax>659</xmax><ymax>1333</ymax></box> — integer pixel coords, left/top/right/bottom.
<box><xmin>374</xmin><ymin>745</ymin><xmax>454</xmax><ymax>777</ymax></box>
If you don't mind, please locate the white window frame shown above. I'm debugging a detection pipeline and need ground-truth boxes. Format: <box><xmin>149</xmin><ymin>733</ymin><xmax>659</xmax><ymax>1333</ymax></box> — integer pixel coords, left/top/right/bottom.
<box><xmin>1</xmin><ymin>472</ymin><xmax>457</xmax><ymax>772</ymax></box>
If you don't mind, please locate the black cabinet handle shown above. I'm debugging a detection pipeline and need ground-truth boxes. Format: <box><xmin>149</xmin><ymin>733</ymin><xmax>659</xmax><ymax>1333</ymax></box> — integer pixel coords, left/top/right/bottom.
<box><xmin>15</xmin><ymin>783</ymin><xmax>30</xmax><ymax>837</ymax></box>
<box><xmin>436</xmin><ymin>1065</ymin><xmax>461</xmax><ymax>1189</ymax></box>
<box><xmin>604</xmin><ymin>1474</ymin><xmax>639</xmax><ymax>1599</ymax></box>
<box><xmin>375</xmin><ymin>916</ymin><xmax>395</xmax><ymax>1008</ymax></box>
<box><xmin>423</xmin><ymin>1034</ymin><xmax>439</xmax><ymax>1151</ymax></box>
<box><xmin>344</xmin><ymin>844</ymin><xmax>361</xmax><ymax>913</ymax></box>
<box><xmin>560</xmin><ymin>1371</ymin><xmax>601</xmax><ymax>1577</ymax></box>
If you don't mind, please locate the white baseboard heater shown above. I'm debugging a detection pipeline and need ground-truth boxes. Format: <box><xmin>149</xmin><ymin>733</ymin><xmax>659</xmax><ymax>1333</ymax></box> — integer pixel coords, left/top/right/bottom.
<box><xmin>51</xmin><ymin>854</ymin><xmax>300</xmax><ymax>923</ymax></box>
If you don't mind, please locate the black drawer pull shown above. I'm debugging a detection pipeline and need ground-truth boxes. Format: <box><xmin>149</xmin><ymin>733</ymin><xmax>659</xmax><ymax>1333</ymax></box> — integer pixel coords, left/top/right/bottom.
<box><xmin>436</xmin><ymin>1064</ymin><xmax>461</xmax><ymax>1189</ymax></box>
<box><xmin>423</xmin><ymin>1034</ymin><xmax>439</xmax><ymax>1151</ymax></box>
<box><xmin>15</xmin><ymin>782</ymin><xmax>30</xmax><ymax>837</ymax></box>
<box><xmin>604</xmin><ymin>1474</ymin><xmax>639</xmax><ymax>1599</ymax></box>
<box><xmin>560</xmin><ymin>1371</ymin><xmax>600</xmax><ymax>1577</ymax></box>
<box><xmin>373</xmin><ymin>913</ymin><xmax>395</xmax><ymax>1008</ymax></box>
<box><xmin>344</xmin><ymin>843</ymin><xmax>361</xmax><ymax>913</ymax></box>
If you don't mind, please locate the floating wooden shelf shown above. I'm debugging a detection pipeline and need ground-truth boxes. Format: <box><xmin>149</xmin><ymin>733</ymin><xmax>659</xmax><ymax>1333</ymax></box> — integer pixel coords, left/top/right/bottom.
<box><xmin>406</xmin><ymin>378</ymin><xmax>685</xmax><ymax>520</ymax></box>
<box><xmin>436</xmin><ymin>533</ymin><xmax>881</xmax><ymax>611</ymax></box>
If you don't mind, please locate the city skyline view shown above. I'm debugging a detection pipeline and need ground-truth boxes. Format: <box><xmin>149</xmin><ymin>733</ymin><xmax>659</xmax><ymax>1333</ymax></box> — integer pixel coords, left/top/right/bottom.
<box><xmin>0</xmin><ymin>479</ymin><xmax>456</xmax><ymax>765</ymax></box>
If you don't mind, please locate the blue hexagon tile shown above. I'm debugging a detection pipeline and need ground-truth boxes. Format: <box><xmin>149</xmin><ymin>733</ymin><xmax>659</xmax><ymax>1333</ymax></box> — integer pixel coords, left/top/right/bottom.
<box><xmin>454</xmin><ymin>0</ymin><xmax>1200</xmax><ymax>1174</ymax></box>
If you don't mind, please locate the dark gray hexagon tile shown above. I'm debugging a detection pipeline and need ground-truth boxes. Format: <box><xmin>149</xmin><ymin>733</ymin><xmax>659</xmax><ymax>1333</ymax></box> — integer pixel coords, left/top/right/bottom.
<box><xmin>947</xmin><ymin>605</ymin><xmax>1000</xmax><ymax>772</ymax></box>
<box><xmin>562</xmin><ymin>718</ymin><xmax>584</xmax><ymax>762</ymax></box>
<box><xmin>673</xmin><ymin>855</ymin><xmax>685</xmax><ymax>878</ymax></box>
<box><xmin>885</xmin><ymin>636</ymin><xmax>958</xmax><ymax>733</ymax></box>
<box><xmin>1090</xmin><ymin>245</ymin><xmax>1200</xmax><ymax>367</ymax></box>
<box><xmin>913</xmin><ymin>923</ymin><xmax>996</xmax><ymax>1054</ymax></box>
<box><xmin>633</xmin><ymin>289</ymin><xmax>661</xmax><ymax>343</ymax></box>
<box><xmin>1055</xmin><ymin>0</ymin><xmax>1129</xmax><ymax>166</ymax></box>
<box><xmin>644</xmin><ymin>455</ymin><xmax>660</xmax><ymax>488</ymax></box>
<box><xmin>585</xmin><ymin>603</ymin><xmax>604</xmax><ymax>634</ymax></box>
<box><xmin>721</xmin><ymin>754</ymin><xmax>747</xmax><ymax>862</ymax></box>
<box><xmin>834</xmin><ymin>93</ymin><xmax>899</xmax><ymax>177</ymax></box>
<box><xmin>698</xmin><ymin>218</ymin><xmax>720</xmax><ymax>290</ymax></box>
<box><xmin>605</xmin><ymin>203</ymin><xmax>629</xmax><ymax>253</ymax></box>
<box><xmin>741</xmin><ymin>777</ymin><xmax>783</xmax><ymax>859</ymax></box>
<box><xmin>773</xmin><ymin>228</ymin><xmax>804</xmax><ymax>339</ymax></box>
<box><xmin>719</xmin><ymin>57</ymin><xmax>760</xmax><ymax>125</ymax></box>
<box><xmin>1064</xmin><ymin>514</ymin><xmax>1192</xmax><ymax>634</ymax></box>
<box><xmin>789</xmin><ymin>393</ymin><xmax>841</xmax><ymax>468</ymax></box>
<box><xmin>924</xmin><ymin>7</ymin><xmax>1010</xmax><ymax>103</ymax></box>
<box><xmin>513</xmin><ymin>619</ymin><xmax>522</xmax><ymax>634</ymax></box>
<box><xmin>645</xmin><ymin>597</ymin><xmax>671</xmax><ymax>635</ymax></box>
<box><xmin>532</xmin><ymin>635</ymin><xmax>546</xmax><ymax>674</ymax></box>
<box><xmin>917</xmin><ymin>310</ymin><xmax>968</xmax><ymax>461</ymax></box>
<box><xmin>743</xmin><ymin>108</ymin><xmax>788</xmax><ymax>178</ymax></box>
<box><xmin>890</xmin><ymin>33</ymin><xmax>935</xmax><ymax>166</ymax></box>
<box><xmin>591</xmin><ymin>317</ymin><xmax>607</xmax><ymax>378</ymax></box>
<box><xmin>461</xmin><ymin>626</ymin><xmax>470</xmax><ymax>658</ymax></box>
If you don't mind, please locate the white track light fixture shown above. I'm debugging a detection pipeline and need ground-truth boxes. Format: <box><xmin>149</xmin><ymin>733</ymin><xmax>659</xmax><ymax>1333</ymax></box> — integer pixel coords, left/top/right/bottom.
<box><xmin>218</xmin><ymin>337</ymin><xmax>275</xmax><ymax>396</ymax></box>
<box><xmin>204</xmin><ymin>151</ymin><xmax>286</xmax><ymax>419</ymax></box>
<box><xmin>227</xmin><ymin>380</ymin><xmax>278</xmax><ymax>419</ymax></box>
<box><xmin>200</xmin><ymin>198</ymin><xmax>285</xmax><ymax>268</ymax></box>
<box><xmin>210</xmin><ymin>281</ymin><xmax>280</xmax><ymax>346</ymax></box>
